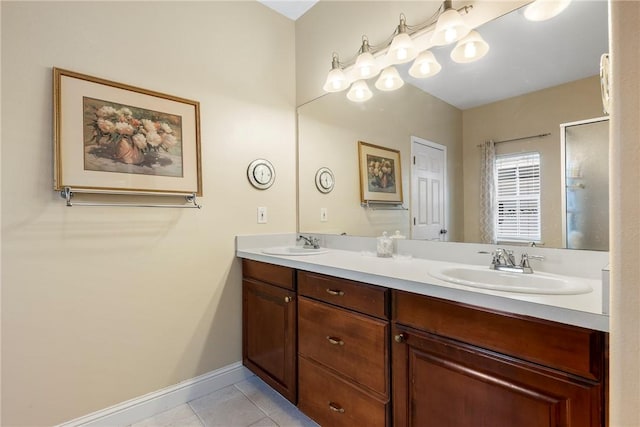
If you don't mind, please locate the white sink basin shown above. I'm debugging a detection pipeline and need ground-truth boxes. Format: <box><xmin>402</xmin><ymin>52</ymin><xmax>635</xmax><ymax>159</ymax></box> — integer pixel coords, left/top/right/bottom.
<box><xmin>262</xmin><ymin>246</ymin><xmax>329</xmax><ymax>256</ymax></box>
<box><xmin>429</xmin><ymin>265</ymin><xmax>592</xmax><ymax>295</ymax></box>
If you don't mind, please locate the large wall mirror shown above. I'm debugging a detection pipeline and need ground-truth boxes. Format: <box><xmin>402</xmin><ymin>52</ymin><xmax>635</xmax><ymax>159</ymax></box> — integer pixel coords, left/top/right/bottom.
<box><xmin>298</xmin><ymin>0</ymin><xmax>609</xmax><ymax>250</ymax></box>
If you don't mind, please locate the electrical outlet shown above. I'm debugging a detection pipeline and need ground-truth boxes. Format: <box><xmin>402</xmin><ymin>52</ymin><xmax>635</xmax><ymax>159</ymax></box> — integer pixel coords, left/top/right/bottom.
<box><xmin>257</xmin><ymin>207</ymin><xmax>267</xmax><ymax>224</ymax></box>
<box><xmin>320</xmin><ymin>207</ymin><xmax>328</xmax><ymax>222</ymax></box>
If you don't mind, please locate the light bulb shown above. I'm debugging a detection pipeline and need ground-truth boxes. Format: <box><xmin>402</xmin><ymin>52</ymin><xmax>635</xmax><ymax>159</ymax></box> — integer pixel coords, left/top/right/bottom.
<box><xmin>464</xmin><ymin>42</ymin><xmax>477</xmax><ymax>59</ymax></box>
<box><xmin>445</xmin><ymin>28</ymin><xmax>458</xmax><ymax>44</ymax></box>
<box><xmin>347</xmin><ymin>80</ymin><xmax>372</xmax><ymax>102</ymax></box>
<box><xmin>409</xmin><ymin>50</ymin><xmax>441</xmax><ymax>78</ymax></box>
<box><xmin>386</xmin><ymin>16</ymin><xmax>418</xmax><ymax>65</ymax></box>
<box><xmin>524</xmin><ymin>0</ymin><xmax>572</xmax><ymax>21</ymax></box>
<box><xmin>385</xmin><ymin>77</ymin><xmax>394</xmax><ymax>89</ymax></box>
<box><xmin>431</xmin><ymin>8</ymin><xmax>471</xmax><ymax>46</ymax></box>
<box><xmin>354</xmin><ymin>38</ymin><xmax>380</xmax><ymax>80</ymax></box>
<box><xmin>323</xmin><ymin>54</ymin><xmax>349</xmax><ymax>93</ymax></box>
<box><xmin>375</xmin><ymin>66</ymin><xmax>404</xmax><ymax>91</ymax></box>
<box><xmin>450</xmin><ymin>31</ymin><xmax>489</xmax><ymax>63</ymax></box>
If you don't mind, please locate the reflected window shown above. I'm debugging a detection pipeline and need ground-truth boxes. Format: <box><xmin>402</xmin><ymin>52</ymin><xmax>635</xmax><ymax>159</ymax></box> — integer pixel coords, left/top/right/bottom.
<box><xmin>496</xmin><ymin>152</ymin><xmax>541</xmax><ymax>242</ymax></box>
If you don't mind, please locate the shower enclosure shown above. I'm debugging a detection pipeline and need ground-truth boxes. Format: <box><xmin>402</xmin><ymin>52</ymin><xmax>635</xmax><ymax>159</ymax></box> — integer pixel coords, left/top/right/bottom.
<box><xmin>561</xmin><ymin>117</ymin><xmax>609</xmax><ymax>250</ymax></box>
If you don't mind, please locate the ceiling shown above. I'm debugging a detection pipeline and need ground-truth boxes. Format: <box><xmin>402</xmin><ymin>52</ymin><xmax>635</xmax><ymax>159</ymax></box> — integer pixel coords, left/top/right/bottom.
<box><xmin>258</xmin><ymin>0</ymin><xmax>318</xmax><ymax>20</ymax></box>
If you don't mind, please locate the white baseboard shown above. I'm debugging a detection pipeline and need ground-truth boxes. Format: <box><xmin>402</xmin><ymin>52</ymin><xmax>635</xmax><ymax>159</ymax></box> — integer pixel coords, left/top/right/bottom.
<box><xmin>57</xmin><ymin>362</ymin><xmax>254</xmax><ymax>427</ymax></box>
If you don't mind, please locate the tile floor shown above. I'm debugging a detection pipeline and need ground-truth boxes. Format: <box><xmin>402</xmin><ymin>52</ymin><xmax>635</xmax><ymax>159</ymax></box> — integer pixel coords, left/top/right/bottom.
<box><xmin>130</xmin><ymin>375</ymin><xmax>319</xmax><ymax>427</ymax></box>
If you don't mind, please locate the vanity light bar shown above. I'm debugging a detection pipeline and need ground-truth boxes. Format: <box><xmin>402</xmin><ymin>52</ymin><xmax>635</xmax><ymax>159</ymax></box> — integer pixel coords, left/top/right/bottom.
<box><xmin>323</xmin><ymin>1</ymin><xmax>475</xmax><ymax>100</ymax></box>
<box><xmin>325</xmin><ymin>0</ymin><xmax>573</xmax><ymax>102</ymax></box>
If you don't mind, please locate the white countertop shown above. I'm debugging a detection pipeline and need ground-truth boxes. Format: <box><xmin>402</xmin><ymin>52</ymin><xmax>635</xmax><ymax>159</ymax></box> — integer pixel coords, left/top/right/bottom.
<box><xmin>236</xmin><ymin>235</ymin><xmax>609</xmax><ymax>332</ymax></box>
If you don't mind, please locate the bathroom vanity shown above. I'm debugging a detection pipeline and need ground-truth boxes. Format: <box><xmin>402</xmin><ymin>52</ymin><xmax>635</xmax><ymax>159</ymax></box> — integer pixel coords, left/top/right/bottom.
<box><xmin>238</xmin><ymin>237</ymin><xmax>608</xmax><ymax>427</ymax></box>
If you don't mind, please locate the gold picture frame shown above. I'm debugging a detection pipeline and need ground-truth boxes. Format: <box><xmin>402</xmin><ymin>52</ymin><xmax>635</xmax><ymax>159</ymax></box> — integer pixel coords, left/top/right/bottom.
<box><xmin>358</xmin><ymin>141</ymin><xmax>403</xmax><ymax>204</ymax></box>
<box><xmin>53</xmin><ymin>68</ymin><xmax>202</xmax><ymax>196</ymax></box>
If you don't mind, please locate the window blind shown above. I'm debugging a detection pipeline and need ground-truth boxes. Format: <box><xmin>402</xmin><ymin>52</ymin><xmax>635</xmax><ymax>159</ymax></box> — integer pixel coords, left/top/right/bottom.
<box><xmin>496</xmin><ymin>152</ymin><xmax>541</xmax><ymax>241</ymax></box>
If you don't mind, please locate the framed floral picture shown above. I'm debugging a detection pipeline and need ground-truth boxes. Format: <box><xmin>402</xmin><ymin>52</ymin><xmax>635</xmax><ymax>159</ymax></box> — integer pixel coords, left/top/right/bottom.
<box><xmin>358</xmin><ymin>141</ymin><xmax>403</xmax><ymax>204</ymax></box>
<box><xmin>53</xmin><ymin>68</ymin><xmax>202</xmax><ymax>196</ymax></box>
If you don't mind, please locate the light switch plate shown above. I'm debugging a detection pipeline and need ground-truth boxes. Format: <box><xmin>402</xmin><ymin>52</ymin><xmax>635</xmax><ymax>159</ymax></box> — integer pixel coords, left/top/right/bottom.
<box><xmin>257</xmin><ymin>207</ymin><xmax>267</xmax><ymax>224</ymax></box>
<box><xmin>320</xmin><ymin>207</ymin><xmax>328</xmax><ymax>222</ymax></box>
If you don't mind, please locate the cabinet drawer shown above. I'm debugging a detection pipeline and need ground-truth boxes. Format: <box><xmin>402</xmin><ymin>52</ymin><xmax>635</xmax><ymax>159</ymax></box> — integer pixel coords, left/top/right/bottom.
<box><xmin>298</xmin><ymin>296</ymin><xmax>389</xmax><ymax>396</ymax></box>
<box><xmin>393</xmin><ymin>290</ymin><xmax>606</xmax><ymax>381</ymax></box>
<box><xmin>242</xmin><ymin>259</ymin><xmax>294</xmax><ymax>290</ymax></box>
<box><xmin>298</xmin><ymin>270</ymin><xmax>388</xmax><ymax>318</ymax></box>
<box><xmin>299</xmin><ymin>356</ymin><xmax>388</xmax><ymax>427</ymax></box>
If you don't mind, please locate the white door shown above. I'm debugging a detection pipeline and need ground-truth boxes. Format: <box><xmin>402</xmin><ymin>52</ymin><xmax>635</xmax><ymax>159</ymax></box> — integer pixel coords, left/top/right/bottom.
<box><xmin>411</xmin><ymin>137</ymin><xmax>447</xmax><ymax>240</ymax></box>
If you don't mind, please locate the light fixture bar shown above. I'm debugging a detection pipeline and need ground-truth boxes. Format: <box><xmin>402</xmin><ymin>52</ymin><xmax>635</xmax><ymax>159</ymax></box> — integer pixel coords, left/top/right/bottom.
<box><xmin>323</xmin><ymin>1</ymin><xmax>481</xmax><ymax>101</ymax></box>
<box><xmin>333</xmin><ymin>3</ymin><xmax>473</xmax><ymax>70</ymax></box>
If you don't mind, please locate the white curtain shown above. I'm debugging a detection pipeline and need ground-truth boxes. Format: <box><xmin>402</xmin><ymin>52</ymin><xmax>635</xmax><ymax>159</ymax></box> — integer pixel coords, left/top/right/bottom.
<box><xmin>480</xmin><ymin>140</ymin><xmax>497</xmax><ymax>244</ymax></box>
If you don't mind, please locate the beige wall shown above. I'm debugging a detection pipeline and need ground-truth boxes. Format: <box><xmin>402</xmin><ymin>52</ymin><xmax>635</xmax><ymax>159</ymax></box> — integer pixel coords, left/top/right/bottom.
<box><xmin>610</xmin><ymin>1</ymin><xmax>640</xmax><ymax>425</ymax></box>
<box><xmin>1</xmin><ymin>2</ymin><xmax>296</xmax><ymax>425</ymax></box>
<box><xmin>462</xmin><ymin>76</ymin><xmax>603</xmax><ymax>247</ymax></box>
<box><xmin>298</xmin><ymin>85</ymin><xmax>463</xmax><ymax>239</ymax></box>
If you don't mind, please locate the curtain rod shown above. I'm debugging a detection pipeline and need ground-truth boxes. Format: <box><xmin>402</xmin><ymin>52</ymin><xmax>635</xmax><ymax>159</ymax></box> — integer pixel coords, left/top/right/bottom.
<box><xmin>476</xmin><ymin>132</ymin><xmax>551</xmax><ymax>147</ymax></box>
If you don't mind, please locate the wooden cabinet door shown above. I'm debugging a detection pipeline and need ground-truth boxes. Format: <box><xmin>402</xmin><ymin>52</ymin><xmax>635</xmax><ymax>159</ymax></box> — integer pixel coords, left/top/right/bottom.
<box><xmin>392</xmin><ymin>324</ymin><xmax>603</xmax><ymax>427</ymax></box>
<box><xmin>243</xmin><ymin>278</ymin><xmax>297</xmax><ymax>403</ymax></box>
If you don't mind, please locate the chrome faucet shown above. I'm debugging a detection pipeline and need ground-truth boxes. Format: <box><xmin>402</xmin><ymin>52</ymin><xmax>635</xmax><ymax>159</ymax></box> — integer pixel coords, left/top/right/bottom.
<box><xmin>492</xmin><ymin>248</ymin><xmax>516</xmax><ymax>269</ymax></box>
<box><xmin>519</xmin><ymin>253</ymin><xmax>545</xmax><ymax>273</ymax></box>
<box><xmin>489</xmin><ymin>248</ymin><xmax>544</xmax><ymax>274</ymax></box>
<box><xmin>297</xmin><ymin>235</ymin><xmax>320</xmax><ymax>249</ymax></box>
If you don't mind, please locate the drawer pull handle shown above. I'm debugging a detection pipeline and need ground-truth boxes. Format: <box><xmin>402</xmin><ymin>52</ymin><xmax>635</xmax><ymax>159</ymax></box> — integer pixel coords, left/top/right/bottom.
<box><xmin>326</xmin><ymin>336</ymin><xmax>345</xmax><ymax>346</ymax></box>
<box><xmin>326</xmin><ymin>289</ymin><xmax>345</xmax><ymax>296</ymax></box>
<box><xmin>394</xmin><ymin>333</ymin><xmax>406</xmax><ymax>343</ymax></box>
<box><xmin>284</xmin><ymin>296</ymin><xmax>292</xmax><ymax>303</ymax></box>
<box><xmin>328</xmin><ymin>402</ymin><xmax>345</xmax><ymax>413</ymax></box>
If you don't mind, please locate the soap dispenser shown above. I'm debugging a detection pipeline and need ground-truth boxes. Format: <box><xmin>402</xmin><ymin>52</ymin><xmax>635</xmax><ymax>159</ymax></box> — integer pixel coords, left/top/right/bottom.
<box><xmin>390</xmin><ymin>230</ymin><xmax>406</xmax><ymax>256</ymax></box>
<box><xmin>377</xmin><ymin>232</ymin><xmax>393</xmax><ymax>258</ymax></box>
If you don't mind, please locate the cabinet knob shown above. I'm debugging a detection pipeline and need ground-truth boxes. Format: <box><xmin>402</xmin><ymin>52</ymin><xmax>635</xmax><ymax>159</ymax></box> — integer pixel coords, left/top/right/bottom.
<box><xmin>326</xmin><ymin>288</ymin><xmax>345</xmax><ymax>296</ymax></box>
<box><xmin>284</xmin><ymin>296</ymin><xmax>292</xmax><ymax>303</ymax></box>
<box><xmin>328</xmin><ymin>402</ymin><xmax>345</xmax><ymax>413</ymax></box>
<box><xmin>394</xmin><ymin>333</ymin><xmax>406</xmax><ymax>343</ymax></box>
<box><xmin>326</xmin><ymin>336</ymin><xmax>345</xmax><ymax>346</ymax></box>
